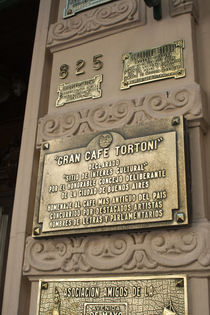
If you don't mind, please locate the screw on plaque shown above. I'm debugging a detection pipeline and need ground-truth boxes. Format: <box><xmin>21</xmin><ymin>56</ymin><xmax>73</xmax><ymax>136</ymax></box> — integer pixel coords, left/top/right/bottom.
<box><xmin>172</xmin><ymin>117</ymin><xmax>180</xmax><ymax>126</ymax></box>
<box><xmin>176</xmin><ymin>279</ymin><xmax>184</xmax><ymax>287</ymax></box>
<box><xmin>43</xmin><ymin>143</ymin><xmax>50</xmax><ymax>150</ymax></box>
<box><xmin>176</xmin><ymin>212</ymin><xmax>185</xmax><ymax>223</ymax></box>
<box><xmin>41</xmin><ymin>282</ymin><xmax>48</xmax><ymax>290</ymax></box>
<box><xmin>34</xmin><ymin>227</ymin><xmax>40</xmax><ymax>235</ymax></box>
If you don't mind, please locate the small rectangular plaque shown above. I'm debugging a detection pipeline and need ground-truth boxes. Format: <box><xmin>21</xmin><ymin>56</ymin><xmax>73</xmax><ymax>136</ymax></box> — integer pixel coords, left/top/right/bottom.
<box><xmin>56</xmin><ymin>75</ymin><xmax>102</xmax><ymax>107</ymax></box>
<box><xmin>37</xmin><ymin>275</ymin><xmax>188</xmax><ymax>314</ymax></box>
<box><xmin>63</xmin><ymin>0</ymin><xmax>114</xmax><ymax>18</ymax></box>
<box><xmin>121</xmin><ymin>40</ymin><xmax>185</xmax><ymax>90</ymax></box>
<box><xmin>33</xmin><ymin>116</ymin><xmax>189</xmax><ymax>237</ymax></box>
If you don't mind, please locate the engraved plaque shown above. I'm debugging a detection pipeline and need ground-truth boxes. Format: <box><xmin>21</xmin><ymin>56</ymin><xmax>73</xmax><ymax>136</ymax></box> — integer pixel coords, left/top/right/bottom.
<box><xmin>33</xmin><ymin>116</ymin><xmax>189</xmax><ymax>237</ymax></box>
<box><xmin>63</xmin><ymin>0</ymin><xmax>114</xmax><ymax>18</ymax></box>
<box><xmin>121</xmin><ymin>40</ymin><xmax>185</xmax><ymax>90</ymax></box>
<box><xmin>56</xmin><ymin>75</ymin><xmax>102</xmax><ymax>107</ymax></box>
<box><xmin>37</xmin><ymin>275</ymin><xmax>188</xmax><ymax>314</ymax></box>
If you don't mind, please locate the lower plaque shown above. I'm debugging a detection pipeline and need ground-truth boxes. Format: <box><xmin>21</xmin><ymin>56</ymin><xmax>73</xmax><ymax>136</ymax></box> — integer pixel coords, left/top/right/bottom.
<box><xmin>37</xmin><ymin>275</ymin><xmax>188</xmax><ymax>314</ymax></box>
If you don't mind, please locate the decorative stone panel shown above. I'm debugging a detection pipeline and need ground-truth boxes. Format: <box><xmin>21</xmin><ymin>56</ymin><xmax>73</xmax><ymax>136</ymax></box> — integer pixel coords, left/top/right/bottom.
<box><xmin>23</xmin><ymin>220</ymin><xmax>210</xmax><ymax>275</ymax></box>
<box><xmin>47</xmin><ymin>0</ymin><xmax>145</xmax><ymax>51</ymax></box>
<box><xmin>37</xmin><ymin>83</ymin><xmax>207</xmax><ymax>146</ymax></box>
<box><xmin>169</xmin><ymin>0</ymin><xmax>199</xmax><ymax>21</ymax></box>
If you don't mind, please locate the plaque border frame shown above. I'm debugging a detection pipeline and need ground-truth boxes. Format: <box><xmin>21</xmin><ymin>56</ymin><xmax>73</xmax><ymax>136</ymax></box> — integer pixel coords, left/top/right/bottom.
<box><xmin>33</xmin><ymin>116</ymin><xmax>190</xmax><ymax>238</ymax></box>
<box><xmin>120</xmin><ymin>40</ymin><xmax>185</xmax><ymax>90</ymax></box>
<box><xmin>37</xmin><ymin>274</ymin><xmax>188</xmax><ymax>315</ymax></box>
<box><xmin>63</xmin><ymin>0</ymin><xmax>115</xmax><ymax>19</ymax></box>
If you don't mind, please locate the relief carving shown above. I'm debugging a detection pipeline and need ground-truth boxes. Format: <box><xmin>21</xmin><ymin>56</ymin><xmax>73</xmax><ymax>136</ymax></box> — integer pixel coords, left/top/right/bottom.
<box><xmin>169</xmin><ymin>0</ymin><xmax>198</xmax><ymax>21</ymax></box>
<box><xmin>47</xmin><ymin>0</ymin><xmax>145</xmax><ymax>50</ymax></box>
<box><xmin>37</xmin><ymin>84</ymin><xmax>205</xmax><ymax>145</ymax></box>
<box><xmin>23</xmin><ymin>221</ymin><xmax>210</xmax><ymax>274</ymax></box>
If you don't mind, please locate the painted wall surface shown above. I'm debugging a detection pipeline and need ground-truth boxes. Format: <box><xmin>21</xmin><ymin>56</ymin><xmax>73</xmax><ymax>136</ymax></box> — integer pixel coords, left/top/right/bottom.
<box><xmin>2</xmin><ymin>0</ymin><xmax>210</xmax><ymax>314</ymax></box>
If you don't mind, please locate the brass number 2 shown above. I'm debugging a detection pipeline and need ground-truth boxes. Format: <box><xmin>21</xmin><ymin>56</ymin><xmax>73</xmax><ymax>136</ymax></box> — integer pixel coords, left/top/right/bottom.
<box><xmin>76</xmin><ymin>59</ymin><xmax>85</xmax><ymax>75</ymax></box>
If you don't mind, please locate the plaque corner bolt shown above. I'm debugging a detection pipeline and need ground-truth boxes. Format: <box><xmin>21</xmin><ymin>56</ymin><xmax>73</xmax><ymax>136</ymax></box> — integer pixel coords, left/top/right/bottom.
<box><xmin>172</xmin><ymin>116</ymin><xmax>180</xmax><ymax>126</ymax></box>
<box><xmin>176</xmin><ymin>212</ymin><xmax>185</xmax><ymax>223</ymax></box>
<box><xmin>41</xmin><ymin>282</ymin><xmax>48</xmax><ymax>290</ymax></box>
<box><xmin>43</xmin><ymin>142</ymin><xmax>50</xmax><ymax>150</ymax></box>
<box><xmin>34</xmin><ymin>227</ymin><xmax>40</xmax><ymax>235</ymax></box>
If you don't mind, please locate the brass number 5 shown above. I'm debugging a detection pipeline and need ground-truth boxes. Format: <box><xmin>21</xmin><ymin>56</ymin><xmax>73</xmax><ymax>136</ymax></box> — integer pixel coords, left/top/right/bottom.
<box><xmin>93</xmin><ymin>54</ymin><xmax>103</xmax><ymax>70</ymax></box>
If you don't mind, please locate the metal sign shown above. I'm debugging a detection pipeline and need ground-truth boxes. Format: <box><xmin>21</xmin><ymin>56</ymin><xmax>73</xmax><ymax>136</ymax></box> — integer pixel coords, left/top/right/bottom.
<box><xmin>121</xmin><ymin>40</ymin><xmax>185</xmax><ymax>89</ymax></box>
<box><xmin>56</xmin><ymin>75</ymin><xmax>103</xmax><ymax>107</ymax></box>
<box><xmin>37</xmin><ymin>275</ymin><xmax>188</xmax><ymax>314</ymax></box>
<box><xmin>63</xmin><ymin>0</ymin><xmax>114</xmax><ymax>18</ymax></box>
<box><xmin>33</xmin><ymin>116</ymin><xmax>189</xmax><ymax>237</ymax></box>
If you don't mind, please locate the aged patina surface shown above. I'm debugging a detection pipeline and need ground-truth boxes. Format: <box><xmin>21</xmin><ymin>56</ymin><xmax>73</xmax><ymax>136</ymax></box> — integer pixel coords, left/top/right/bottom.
<box><xmin>121</xmin><ymin>40</ymin><xmax>185</xmax><ymax>89</ymax></box>
<box><xmin>63</xmin><ymin>0</ymin><xmax>115</xmax><ymax>18</ymax></box>
<box><xmin>56</xmin><ymin>75</ymin><xmax>103</xmax><ymax>107</ymax></box>
<box><xmin>33</xmin><ymin>116</ymin><xmax>189</xmax><ymax>237</ymax></box>
<box><xmin>37</xmin><ymin>276</ymin><xmax>188</xmax><ymax>315</ymax></box>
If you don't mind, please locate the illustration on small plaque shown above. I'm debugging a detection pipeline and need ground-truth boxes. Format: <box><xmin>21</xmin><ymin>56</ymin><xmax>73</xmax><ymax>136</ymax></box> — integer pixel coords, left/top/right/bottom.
<box><xmin>56</xmin><ymin>74</ymin><xmax>102</xmax><ymax>107</ymax></box>
<box><xmin>63</xmin><ymin>0</ymin><xmax>114</xmax><ymax>18</ymax></box>
<box><xmin>37</xmin><ymin>275</ymin><xmax>188</xmax><ymax>315</ymax></box>
<box><xmin>121</xmin><ymin>40</ymin><xmax>185</xmax><ymax>89</ymax></box>
<box><xmin>33</xmin><ymin>116</ymin><xmax>190</xmax><ymax>237</ymax></box>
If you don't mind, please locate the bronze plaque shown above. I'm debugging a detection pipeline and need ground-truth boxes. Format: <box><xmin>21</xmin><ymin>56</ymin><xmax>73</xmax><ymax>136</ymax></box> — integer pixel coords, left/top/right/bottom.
<box><xmin>33</xmin><ymin>116</ymin><xmax>189</xmax><ymax>237</ymax></box>
<box><xmin>121</xmin><ymin>40</ymin><xmax>185</xmax><ymax>90</ymax></box>
<box><xmin>56</xmin><ymin>75</ymin><xmax>102</xmax><ymax>107</ymax></box>
<box><xmin>37</xmin><ymin>275</ymin><xmax>188</xmax><ymax>314</ymax></box>
<box><xmin>63</xmin><ymin>0</ymin><xmax>114</xmax><ymax>18</ymax></box>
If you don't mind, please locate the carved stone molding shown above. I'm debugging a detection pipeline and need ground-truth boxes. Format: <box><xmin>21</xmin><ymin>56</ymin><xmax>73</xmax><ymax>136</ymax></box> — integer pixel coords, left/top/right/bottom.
<box><xmin>169</xmin><ymin>0</ymin><xmax>199</xmax><ymax>21</ymax></box>
<box><xmin>23</xmin><ymin>220</ymin><xmax>210</xmax><ymax>275</ymax></box>
<box><xmin>47</xmin><ymin>0</ymin><xmax>145</xmax><ymax>51</ymax></box>
<box><xmin>37</xmin><ymin>83</ymin><xmax>206</xmax><ymax>146</ymax></box>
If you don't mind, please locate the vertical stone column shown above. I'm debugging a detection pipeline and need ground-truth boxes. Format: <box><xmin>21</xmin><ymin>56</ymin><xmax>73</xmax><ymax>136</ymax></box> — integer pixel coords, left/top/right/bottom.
<box><xmin>2</xmin><ymin>0</ymin><xmax>210</xmax><ymax>314</ymax></box>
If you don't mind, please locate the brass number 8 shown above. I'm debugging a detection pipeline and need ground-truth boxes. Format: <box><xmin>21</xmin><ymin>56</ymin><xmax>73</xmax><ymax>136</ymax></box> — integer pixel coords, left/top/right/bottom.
<box><xmin>59</xmin><ymin>64</ymin><xmax>69</xmax><ymax>79</ymax></box>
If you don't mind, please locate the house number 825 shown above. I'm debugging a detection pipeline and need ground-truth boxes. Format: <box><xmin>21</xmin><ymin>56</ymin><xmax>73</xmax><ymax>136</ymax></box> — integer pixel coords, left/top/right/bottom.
<box><xmin>59</xmin><ymin>54</ymin><xmax>103</xmax><ymax>79</ymax></box>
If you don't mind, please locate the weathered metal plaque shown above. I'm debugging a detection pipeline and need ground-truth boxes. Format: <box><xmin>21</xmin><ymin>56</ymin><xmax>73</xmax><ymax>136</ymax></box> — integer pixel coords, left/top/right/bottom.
<box><xmin>56</xmin><ymin>75</ymin><xmax>102</xmax><ymax>107</ymax></box>
<box><xmin>121</xmin><ymin>40</ymin><xmax>185</xmax><ymax>90</ymax></box>
<box><xmin>33</xmin><ymin>116</ymin><xmax>189</xmax><ymax>237</ymax></box>
<box><xmin>37</xmin><ymin>275</ymin><xmax>188</xmax><ymax>314</ymax></box>
<box><xmin>63</xmin><ymin>0</ymin><xmax>114</xmax><ymax>18</ymax></box>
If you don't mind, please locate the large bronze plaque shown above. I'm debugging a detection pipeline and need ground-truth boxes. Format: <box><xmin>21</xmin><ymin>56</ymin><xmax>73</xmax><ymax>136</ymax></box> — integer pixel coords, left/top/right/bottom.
<box><xmin>63</xmin><ymin>0</ymin><xmax>114</xmax><ymax>18</ymax></box>
<box><xmin>33</xmin><ymin>116</ymin><xmax>189</xmax><ymax>237</ymax></box>
<box><xmin>37</xmin><ymin>275</ymin><xmax>188</xmax><ymax>314</ymax></box>
<box><xmin>121</xmin><ymin>40</ymin><xmax>185</xmax><ymax>90</ymax></box>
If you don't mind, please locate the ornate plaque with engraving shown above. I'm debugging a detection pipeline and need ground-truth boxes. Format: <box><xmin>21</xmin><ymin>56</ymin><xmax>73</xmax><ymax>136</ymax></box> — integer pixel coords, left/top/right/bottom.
<box><xmin>56</xmin><ymin>75</ymin><xmax>102</xmax><ymax>107</ymax></box>
<box><xmin>121</xmin><ymin>40</ymin><xmax>185</xmax><ymax>89</ymax></box>
<box><xmin>33</xmin><ymin>116</ymin><xmax>189</xmax><ymax>237</ymax></box>
<box><xmin>37</xmin><ymin>275</ymin><xmax>188</xmax><ymax>314</ymax></box>
<box><xmin>63</xmin><ymin>0</ymin><xmax>114</xmax><ymax>18</ymax></box>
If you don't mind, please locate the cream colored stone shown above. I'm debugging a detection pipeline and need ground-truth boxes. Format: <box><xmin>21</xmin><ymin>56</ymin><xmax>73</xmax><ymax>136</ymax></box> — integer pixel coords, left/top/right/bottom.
<box><xmin>23</xmin><ymin>220</ymin><xmax>210</xmax><ymax>276</ymax></box>
<box><xmin>2</xmin><ymin>0</ymin><xmax>210</xmax><ymax>314</ymax></box>
<box><xmin>29</xmin><ymin>281</ymin><xmax>39</xmax><ymax>315</ymax></box>
<box><xmin>48</xmin><ymin>15</ymin><xmax>197</xmax><ymax>114</ymax></box>
<box><xmin>188</xmin><ymin>278</ymin><xmax>210</xmax><ymax>315</ymax></box>
<box><xmin>37</xmin><ymin>83</ymin><xmax>207</xmax><ymax>145</ymax></box>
